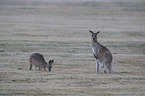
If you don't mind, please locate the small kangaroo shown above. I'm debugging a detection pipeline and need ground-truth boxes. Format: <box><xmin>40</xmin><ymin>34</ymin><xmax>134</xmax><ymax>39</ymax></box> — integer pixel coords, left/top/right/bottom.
<box><xmin>89</xmin><ymin>30</ymin><xmax>114</xmax><ymax>74</ymax></box>
<box><xmin>29</xmin><ymin>53</ymin><xmax>54</xmax><ymax>71</ymax></box>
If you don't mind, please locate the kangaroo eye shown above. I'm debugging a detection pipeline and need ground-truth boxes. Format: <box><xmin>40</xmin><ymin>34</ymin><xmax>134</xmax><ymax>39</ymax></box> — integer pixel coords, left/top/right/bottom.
<box><xmin>92</xmin><ymin>35</ymin><xmax>96</xmax><ymax>38</ymax></box>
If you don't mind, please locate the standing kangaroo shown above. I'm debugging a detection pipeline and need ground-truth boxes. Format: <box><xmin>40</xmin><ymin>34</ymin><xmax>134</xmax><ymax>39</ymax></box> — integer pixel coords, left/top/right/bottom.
<box><xmin>29</xmin><ymin>53</ymin><xmax>54</xmax><ymax>71</ymax></box>
<box><xmin>89</xmin><ymin>30</ymin><xmax>114</xmax><ymax>74</ymax></box>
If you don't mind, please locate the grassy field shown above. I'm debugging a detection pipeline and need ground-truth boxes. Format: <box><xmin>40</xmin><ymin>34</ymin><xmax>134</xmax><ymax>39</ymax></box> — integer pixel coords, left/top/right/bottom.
<box><xmin>0</xmin><ymin>0</ymin><xmax>145</xmax><ymax>95</ymax></box>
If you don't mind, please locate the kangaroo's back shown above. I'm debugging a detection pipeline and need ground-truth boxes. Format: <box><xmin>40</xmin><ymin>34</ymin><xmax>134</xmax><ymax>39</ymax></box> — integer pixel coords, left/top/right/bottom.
<box><xmin>98</xmin><ymin>43</ymin><xmax>112</xmax><ymax>62</ymax></box>
<box><xmin>29</xmin><ymin>53</ymin><xmax>46</xmax><ymax>63</ymax></box>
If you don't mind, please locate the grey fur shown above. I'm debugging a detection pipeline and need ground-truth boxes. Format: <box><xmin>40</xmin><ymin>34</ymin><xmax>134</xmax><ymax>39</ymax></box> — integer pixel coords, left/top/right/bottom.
<box><xmin>89</xmin><ymin>30</ymin><xmax>114</xmax><ymax>74</ymax></box>
<box><xmin>29</xmin><ymin>53</ymin><xmax>54</xmax><ymax>71</ymax></box>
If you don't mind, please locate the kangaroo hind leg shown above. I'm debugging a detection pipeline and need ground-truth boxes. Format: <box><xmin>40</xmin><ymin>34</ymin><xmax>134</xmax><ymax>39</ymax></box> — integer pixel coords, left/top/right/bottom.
<box><xmin>102</xmin><ymin>60</ymin><xmax>107</xmax><ymax>74</ymax></box>
<box><xmin>104</xmin><ymin>64</ymin><xmax>107</xmax><ymax>74</ymax></box>
<box><xmin>29</xmin><ymin>64</ymin><xmax>32</xmax><ymax>70</ymax></box>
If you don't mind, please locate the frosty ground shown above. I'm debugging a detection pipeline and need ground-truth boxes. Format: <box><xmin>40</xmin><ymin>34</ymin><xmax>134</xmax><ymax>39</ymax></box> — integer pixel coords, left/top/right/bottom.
<box><xmin>0</xmin><ymin>0</ymin><xmax>145</xmax><ymax>95</ymax></box>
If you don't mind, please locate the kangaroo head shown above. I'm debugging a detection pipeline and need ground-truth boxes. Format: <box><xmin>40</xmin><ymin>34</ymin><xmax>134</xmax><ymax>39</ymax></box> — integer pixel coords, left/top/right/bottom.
<box><xmin>47</xmin><ymin>60</ymin><xmax>54</xmax><ymax>71</ymax></box>
<box><xmin>89</xmin><ymin>30</ymin><xmax>100</xmax><ymax>42</ymax></box>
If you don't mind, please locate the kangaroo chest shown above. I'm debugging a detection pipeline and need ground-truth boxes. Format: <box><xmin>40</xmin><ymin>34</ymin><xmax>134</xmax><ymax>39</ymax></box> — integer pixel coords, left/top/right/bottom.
<box><xmin>90</xmin><ymin>43</ymin><xmax>100</xmax><ymax>56</ymax></box>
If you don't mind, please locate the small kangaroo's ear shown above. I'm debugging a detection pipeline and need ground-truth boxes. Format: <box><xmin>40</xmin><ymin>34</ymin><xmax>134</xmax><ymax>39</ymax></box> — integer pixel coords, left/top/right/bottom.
<box><xmin>49</xmin><ymin>60</ymin><xmax>52</xmax><ymax>64</ymax></box>
<box><xmin>97</xmin><ymin>31</ymin><xmax>100</xmax><ymax>34</ymax></box>
<box><xmin>89</xmin><ymin>30</ymin><xmax>94</xmax><ymax>34</ymax></box>
<box><xmin>49</xmin><ymin>60</ymin><xmax>54</xmax><ymax>64</ymax></box>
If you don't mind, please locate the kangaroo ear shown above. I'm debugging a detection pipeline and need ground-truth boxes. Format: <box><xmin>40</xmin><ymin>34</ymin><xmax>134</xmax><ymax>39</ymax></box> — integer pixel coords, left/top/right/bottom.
<box><xmin>89</xmin><ymin>30</ymin><xmax>94</xmax><ymax>34</ymax></box>
<box><xmin>49</xmin><ymin>60</ymin><xmax>54</xmax><ymax>64</ymax></box>
<box><xmin>49</xmin><ymin>60</ymin><xmax>52</xmax><ymax>64</ymax></box>
<box><xmin>97</xmin><ymin>31</ymin><xmax>100</xmax><ymax>34</ymax></box>
<box><xmin>51</xmin><ymin>60</ymin><xmax>54</xmax><ymax>63</ymax></box>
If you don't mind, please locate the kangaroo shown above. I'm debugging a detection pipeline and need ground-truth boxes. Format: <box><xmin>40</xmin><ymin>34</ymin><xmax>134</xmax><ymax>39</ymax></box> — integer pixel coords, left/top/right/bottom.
<box><xmin>89</xmin><ymin>30</ymin><xmax>114</xmax><ymax>74</ymax></box>
<box><xmin>29</xmin><ymin>53</ymin><xmax>54</xmax><ymax>71</ymax></box>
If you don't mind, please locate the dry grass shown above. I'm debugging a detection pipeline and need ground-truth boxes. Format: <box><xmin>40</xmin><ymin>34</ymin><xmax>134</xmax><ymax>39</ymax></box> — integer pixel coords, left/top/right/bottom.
<box><xmin>0</xmin><ymin>0</ymin><xmax>145</xmax><ymax>95</ymax></box>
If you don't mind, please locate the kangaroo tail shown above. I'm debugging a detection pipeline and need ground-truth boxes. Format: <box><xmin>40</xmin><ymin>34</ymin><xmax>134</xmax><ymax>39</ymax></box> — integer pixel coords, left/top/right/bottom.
<box><xmin>107</xmin><ymin>65</ymin><xmax>115</xmax><ymax>74</ymax></box>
